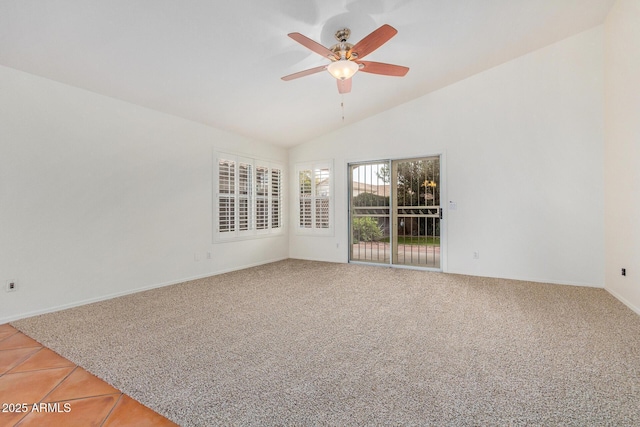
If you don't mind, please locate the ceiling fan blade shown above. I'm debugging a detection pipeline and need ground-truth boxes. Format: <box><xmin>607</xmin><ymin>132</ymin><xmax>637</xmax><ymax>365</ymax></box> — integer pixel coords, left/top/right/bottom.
<box><xmin>288</xmin><ymin>32</ymin><xmax>339</xmax><ymax>60</ymax></box>
<box><xmin>281</xmin><ymin>65</ymin><xmax>327</xmax><ymax>81</ymax></box>
<box><xmin>357</xmin><ymin>61</ymin><xmax>409</xmax><ymax>77</ymax></box>
<box><xmin>337</xmin><ymin>78</ymin><xmax>352</xmax><ymax>94</ymax></box>
<box><xmin>349</xmin><ymin>24</ymin><xmax>398</xmax><ymax>60</ymax></box>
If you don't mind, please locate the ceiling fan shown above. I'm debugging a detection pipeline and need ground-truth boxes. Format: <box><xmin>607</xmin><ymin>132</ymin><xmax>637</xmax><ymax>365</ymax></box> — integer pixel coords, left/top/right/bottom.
<box><xmin>281</xmin><ymin>24</ymin><xmax>409</xmax><ymax>94</ymax></box>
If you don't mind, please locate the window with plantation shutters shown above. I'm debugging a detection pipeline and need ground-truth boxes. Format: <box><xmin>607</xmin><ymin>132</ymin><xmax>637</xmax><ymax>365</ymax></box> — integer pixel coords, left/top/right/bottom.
<box><xmin>214</xmin><ymin>153</ymin><xmax>283</xmax><ymax>241</ymax></box>
<box><xmin>299</xmin><ymin>169</ymin><xmax>312</xmax><ymax>228</ymax></box>
<box><xmin>271</xmin><ymin>168</ymin><xmax>282</xmax><ymax>229</ymax></box>
<box><xmin>256</xmin><ymin>165</ymin><xmax>269</xmax><ymax>230</ymax></box>
<box><xmin>218</xmin><ymin>159</ymin><xmax>235</xmax><ymax>233</ymax></box>
<box><xmin>238</xmin><ymin>162</ymin><xmax>252</xmax><ymax>232</ymax></box>
<box><xmin>296</xmin><ymin>162</ymin><xmax>333</xmax><ymax>235</ymax></box>
<box><xmin>315</xmin><ymin>167</ymin><xmax>330</xmax><ymax>229</ymax></box>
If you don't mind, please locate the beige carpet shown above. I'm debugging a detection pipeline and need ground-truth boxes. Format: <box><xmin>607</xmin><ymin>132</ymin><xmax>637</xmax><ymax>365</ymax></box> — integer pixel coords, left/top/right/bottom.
<box><xmin>12</xmin><ymin>259</ymin><xmax>640</xmax><ymax>426</ymax></box>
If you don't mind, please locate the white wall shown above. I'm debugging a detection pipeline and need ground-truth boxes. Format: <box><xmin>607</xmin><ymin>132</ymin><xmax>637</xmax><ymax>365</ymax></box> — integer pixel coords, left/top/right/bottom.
<box><xmin>0</xmin><ymin>65</ymin><xmax>288</xmax><ymax>323</ymax></box>
<box><xmin>289</xmin><ymin>26</ymin><xmax>605</xmax><ymax>288</ymax></box>
<box><xmin>604</xmin><ymin>0</ymin><xmax>640</xmax><ymax>313</ymax></box>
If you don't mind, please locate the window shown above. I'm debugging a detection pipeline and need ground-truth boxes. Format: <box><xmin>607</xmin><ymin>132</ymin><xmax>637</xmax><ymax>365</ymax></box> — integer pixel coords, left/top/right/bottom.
<box><xmin>215</xmin><ymin>153</ymin><xmax>283</xmax><ymax>241</ymax></box>
<box><xmin>238</xmin><ymin>161</ymin><xmax>252</xmax><ymax>231</ymax></box>
<box><xmin>271</xmin><ymin>168</ymin><xmax>282</xmax><ymax>229</ymax></box>
<box><xmin>256</xmin><ymin>166</ymin><xmax>268</xmax><ymax>230</ymax></box>
<box><xmin>218</xmin><ymin>159</ymin><xmax>235</xmax><ymax>233</ymax></box>
<box><xmin>296</xmin><ymin>162</ymin><xmax>333</xmax><ymax>234</ymax></box>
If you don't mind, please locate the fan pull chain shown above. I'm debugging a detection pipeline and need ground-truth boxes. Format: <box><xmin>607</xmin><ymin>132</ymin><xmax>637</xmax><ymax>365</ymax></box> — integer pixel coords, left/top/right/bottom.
<box><xmin>341</xmin><ymin>95</ymin><xmax>345</xmax><ymax>122</ymax></box>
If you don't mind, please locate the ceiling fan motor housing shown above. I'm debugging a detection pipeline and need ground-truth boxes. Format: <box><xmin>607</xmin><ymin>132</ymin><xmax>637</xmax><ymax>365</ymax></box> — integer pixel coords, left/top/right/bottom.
<box><xmin>330</xmin><ymin>28</ymin><xmax>355</xmax><ymax>59</ymax></box>
<box><xmin>330</xmin><ymin>42</ymin><xmax>354</xmax><ymax>59</ymax></box>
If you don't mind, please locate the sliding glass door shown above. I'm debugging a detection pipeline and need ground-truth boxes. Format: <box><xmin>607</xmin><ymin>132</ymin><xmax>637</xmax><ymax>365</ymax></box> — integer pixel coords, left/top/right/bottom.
<box><xmin>391</xmin><ymin>157</ymin><xmax>441</xmax><ymax>268</ymax></box>
<box><xmin>349</xmin><ymin>156</ymin><xmax>441</xmax><ymax>269</ymax></box>
<box><xmin>350</xmin><ymin>162</ymin><xmax>391</xmax><ymax>264</ymax></box>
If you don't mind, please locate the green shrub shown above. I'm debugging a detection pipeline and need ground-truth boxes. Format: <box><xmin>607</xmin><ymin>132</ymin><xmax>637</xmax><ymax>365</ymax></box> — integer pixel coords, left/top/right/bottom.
<box><xmin>352</xmin><ymin>217</ymin><xmax>383</xmax><ymax>243</ymax></box>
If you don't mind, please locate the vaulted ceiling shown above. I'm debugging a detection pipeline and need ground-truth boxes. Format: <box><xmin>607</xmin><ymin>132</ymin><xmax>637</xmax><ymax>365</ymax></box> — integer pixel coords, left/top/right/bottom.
<box><xmin>0</xmin><ymin>0</ymin><xmax>616</xmax><ymax>147</ymax></box>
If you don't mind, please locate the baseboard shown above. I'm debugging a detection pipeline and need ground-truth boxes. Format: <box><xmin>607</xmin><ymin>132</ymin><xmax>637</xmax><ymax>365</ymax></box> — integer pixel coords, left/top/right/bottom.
<box><xmin>3</xmin><ymin>257</ymin><xmax>288</xmax><ymax>324</ymax></box>
<box><xmin>606</xmin><ymin>287</ymin><xmax>640</xmax><ymax>315</ymax></box>
<box><xmin>446</xmin><ymin>269</ymin><xmax>604</xmax><ymax>289</ymax></box>
<box><xmin>291</xmin><ymin>258</ymin><xmax>603</xmax><ymax>289</ymax></box>
<box><xmin>493</xmin><ymin>275</ymin><xmax>603</xmax><ymax>289</ymax></box>
<box><xmin>207</xmin><ymin>257</ymin><xmax>289</xmax><ymax>276</ymax></box>
<box><xmin>288</xmin><ymin>255</ymin><xmax>346</xmax><ymax>264</ymax></box>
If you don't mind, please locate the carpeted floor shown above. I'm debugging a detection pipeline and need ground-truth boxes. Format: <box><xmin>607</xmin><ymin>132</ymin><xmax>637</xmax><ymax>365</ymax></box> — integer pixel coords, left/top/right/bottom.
<box><xmin>12</xmin><ymin>259</ymin><xmax>640</xmax><ymax>426</ymax></box>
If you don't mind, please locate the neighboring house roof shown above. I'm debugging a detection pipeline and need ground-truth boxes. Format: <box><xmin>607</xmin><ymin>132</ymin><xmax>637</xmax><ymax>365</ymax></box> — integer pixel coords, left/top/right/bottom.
<box><xmin>352</xmin><ymin>181</ymin><xmax>391</xmax><ymax>197</ymax></box>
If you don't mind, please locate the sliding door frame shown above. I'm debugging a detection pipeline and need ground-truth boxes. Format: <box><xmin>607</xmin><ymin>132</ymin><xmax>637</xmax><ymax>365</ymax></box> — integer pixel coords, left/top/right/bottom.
<box><xmin>347</xmin><ymin>152</ymin><xmax>447</xmax><ymax>272</ymax></box>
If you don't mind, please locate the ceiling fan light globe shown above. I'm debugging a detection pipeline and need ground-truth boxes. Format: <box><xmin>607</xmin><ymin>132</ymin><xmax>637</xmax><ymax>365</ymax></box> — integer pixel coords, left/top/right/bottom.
<box><xmin>327</xmin><ymin>60</ymin><xmax>359</xmax><ymax>80</ymax></box>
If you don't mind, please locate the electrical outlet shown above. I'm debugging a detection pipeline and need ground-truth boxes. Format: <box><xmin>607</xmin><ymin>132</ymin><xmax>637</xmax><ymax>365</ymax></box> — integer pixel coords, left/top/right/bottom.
<box><xmin>6</xmin><ymin>280</ymin><xmax>18</xmax><ymax>292</ymax></box>
<box><xmin>473</xmin><ymin>251</ymin><xmax>480</xmax><ymax>259</ymax></box>
<box><xmin>622</xmin><ymin>268</ymin><xmax>626</xmax><ymax>276</ymax></box>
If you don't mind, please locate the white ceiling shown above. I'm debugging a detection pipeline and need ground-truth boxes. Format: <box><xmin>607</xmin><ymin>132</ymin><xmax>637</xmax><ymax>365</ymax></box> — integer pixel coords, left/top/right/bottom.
<box><xmin>0</xmin><ymin>0</ymin><xmax>615</xmax><ymax>147</ymax></box>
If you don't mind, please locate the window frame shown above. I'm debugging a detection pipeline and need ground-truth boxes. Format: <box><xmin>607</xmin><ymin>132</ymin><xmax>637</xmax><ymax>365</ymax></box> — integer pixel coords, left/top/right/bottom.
<box><xmin>295</xmin><ymin>161</ymin><xmax>334</xmax><ymax>236</ymax></box>
<box><xmin>214</xmin><ymin>152</ymin><xmax>284</xmax><ymax>242</ymax></box>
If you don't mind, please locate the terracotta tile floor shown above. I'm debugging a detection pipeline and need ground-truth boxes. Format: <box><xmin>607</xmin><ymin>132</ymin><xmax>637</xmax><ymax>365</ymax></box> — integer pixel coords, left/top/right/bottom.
<box><xmin>0</xmin><ymin>324</ymin><xmax>178</xmax><ymax>427</ymax></box>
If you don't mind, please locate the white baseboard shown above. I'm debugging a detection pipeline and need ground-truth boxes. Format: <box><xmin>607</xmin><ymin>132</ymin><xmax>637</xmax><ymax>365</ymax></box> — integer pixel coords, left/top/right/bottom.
<box><xmin>491</xmin><ymin>275</ymin><xmax>603</xmax><ymax>288</ymax></box>
<box><xmin>3</xmin><ymin>257</ymin><xmax>288</xmax><ymax>324</ymax></box>
<box><xmin>288</xmin><ymin>255</ymin><xmax>345</xmax><ymax>264</ymax></box>
<box><xmin>293</xmin><ymin>258</ymin><xmax>603</xmax><ymax>289</ymax></box>
<box><xmin>446</xmin><ymin>269</ymin><xmax>604</xmax><ymax>289</ymax></box>
<box><xmin>606</xmin><ymin>287</ymin><xmax>640</xmax><ymax>315</ymax></box>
